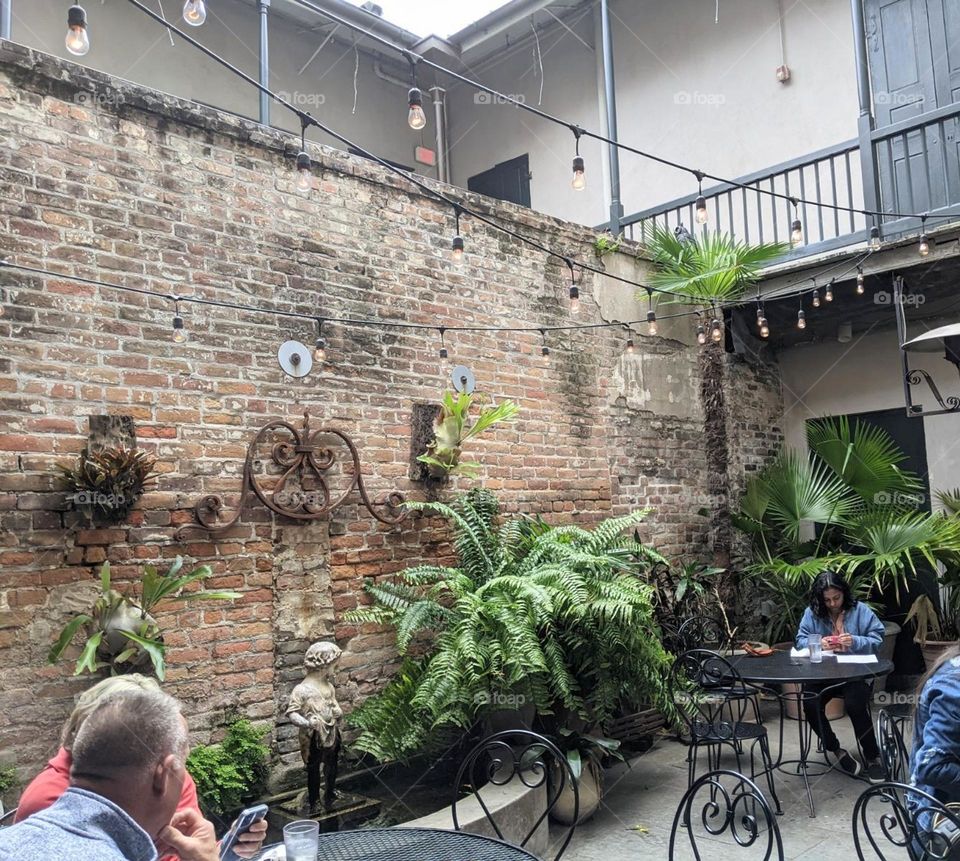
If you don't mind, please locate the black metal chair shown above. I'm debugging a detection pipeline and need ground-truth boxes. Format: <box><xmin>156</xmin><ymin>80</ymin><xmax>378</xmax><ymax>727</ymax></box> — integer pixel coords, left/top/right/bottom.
<box><xmin>669</xmin><ymin>650</ymin><xmax>781</xmax><ymax>814</ymax></box>
<box><xmin>452</xmin><ymin>729</ymin><xmax>578</xmax><ymax>861</ymax></box>
<box><xmin>853</xmin><ymin>781</ymin><xmax>960</xmax><ymax>860</ymax></box>
<box><xmin>877</xmin><ymin>707</ymin><xmax>911</xmax><ymax>782</ymax></box>
<box><xmin>677</xmin><ymin>616</ymin><xmax>731</xmax><ymax>653</ymax></box>
<box><xmin>669</xmin><ymin>769</ymin><xmax>784</xmax><ymax>860</ymax></box>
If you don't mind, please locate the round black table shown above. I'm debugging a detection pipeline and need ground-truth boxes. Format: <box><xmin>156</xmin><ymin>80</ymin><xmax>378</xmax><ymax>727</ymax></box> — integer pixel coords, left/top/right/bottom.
<box><xmin>258</xmin><ymin>827</ymin><xmax>541</xmax><ymax>861</ymax></box>
<box><xmin>728</xmin><ymin>651</ymin><xmax>893</xmax><ymax>818</ymax></box>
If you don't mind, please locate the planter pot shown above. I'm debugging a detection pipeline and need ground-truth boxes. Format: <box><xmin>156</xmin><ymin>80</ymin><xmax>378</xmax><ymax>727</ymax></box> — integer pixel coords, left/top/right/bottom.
<box><xmin>921</xmin><ymin>639</ymin><xmax>957</xmax><ymax>672</ymax></box>
<box><xmin>551</xmin><ymin>758</ymin><xmax>601</xmax><ymax>825</ymax></box>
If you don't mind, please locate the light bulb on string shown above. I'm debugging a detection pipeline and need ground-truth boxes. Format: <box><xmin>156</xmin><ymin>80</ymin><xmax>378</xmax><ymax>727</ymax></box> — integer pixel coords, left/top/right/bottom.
<box><xmin>624</xmin><ymin>327</ymin><xmax>635</xmax><ymax>355</ymax></box>
<box><xmin>437</xmin><ymin>327</ymin><xmax>448</xmax><ymax>359</ymax></box>
<box><xmin>919</xmin><ymin>216</ymin><xmax>931</xmax><ymax>256</ymax></box>
<box><xmin>825</xmin><ymin>280</ymin><xmax>834</xmax><ymax>303</ymax></box>
<box><xmin>65</xmin><ymin>5</ymin><xmax>90</xmax><ymax>56</ymax></box>
<box><xmin>567</xmin><ymin>261</ymin><xmax>580</xmax><ymax>314</ymax></box>
<box><xmin>812</xmin><ymin>287</ymin><xmax>821</xmax><ymax>308</ymax></box>
<box><xmin>171</xmin><ymin>300</ymin><xmax>187</xmax><ymax>344</ymax></box>
<box><xmin>710</xmin><ymin>315</ymin><xmax>723</xmax><ymax>344</ymax></box>
<box><xmin>790</xmin><ymin>199</ymin><xmax>803</xmax><ymax>248</ymax></box>
<box><xmin>451</xmin><ymin>207</ymin><xmax>464</xmax><ymax>262</ymax></box>
<box><xmin>313</xmin><ymin>319</ymin><xmax>326</xmax><ymax>363</ymax></box>
<box><xmin>856</xmin><ymin>266</ymin><xmax>865</xmax><ymax>295</ymax></box>
<box><xmin>183</xmin><ymin>0</ymin><xmax>207</xmax><ymax>26</ymax></box>
<box><xmin>540</xmin><ymin>329</ymin><xmax>550</xmax><ymax>357</ymax></box>
<box><xmin>797</xmin><ymin>307</ymin><xmax>806</xmax><ymax>330</ymax></box>
<box><xmin>696</xmin><ymin>321</ymin><xmax>707</xmax><ymax>346</ymax></box>
<box><xmin>869</xmin><ymin>224</ymin><xmax>881</xmax><ymax>250</ymax></box>
<box><xmin>295</xmin><ymin>130</ymin><xmax>312</xmax><ymax>196</ymax></box>
<box><xmin>571</xmin><ymin>127</ymin><xmax>585</xmax><ymax>191</ymax></box>
<box><xmin>646</xmin><ymin>290</ymin><xmax>657</xmax><ymax>335</ymax></box>
<box><xmin>406</xmin><ymin>59</ymin><xmax>426</xmax><ymax>130</ymax></box>
<box><xmin>694</xmin><ymin>172</ymin><xmax>708</xmax><ymax>224</ymax></box>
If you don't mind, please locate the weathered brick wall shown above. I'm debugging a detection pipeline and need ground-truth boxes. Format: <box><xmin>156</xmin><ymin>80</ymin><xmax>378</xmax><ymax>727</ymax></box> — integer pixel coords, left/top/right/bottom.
<box><xmin>0</xmin><ymin>41</ymin><xmax>783</xmax><ymax>787</ymax></box>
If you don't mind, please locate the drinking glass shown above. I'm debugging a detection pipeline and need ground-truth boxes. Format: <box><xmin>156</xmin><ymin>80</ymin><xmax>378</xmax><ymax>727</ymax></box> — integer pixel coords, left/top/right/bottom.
<box><xmin>283</xmin><ymin>820</ymin><xmax>319</xmax><ymax>861</ymax></box>
<box><xmin>809</xmin><ymin>633</ymin><xmax>822</xmax><ymax>663</ymax></box>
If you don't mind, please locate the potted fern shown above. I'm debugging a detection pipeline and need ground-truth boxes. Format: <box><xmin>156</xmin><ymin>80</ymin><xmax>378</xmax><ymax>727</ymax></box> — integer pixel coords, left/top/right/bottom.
<box><xmin>345</xmin><ymin>490</ymin><xmax>673</xmax><ymax>763</ymax></box>
<box><xmin>58</xmin><ymin>446</ymin><xmax>158</xmax><ymax>523</ymax></box>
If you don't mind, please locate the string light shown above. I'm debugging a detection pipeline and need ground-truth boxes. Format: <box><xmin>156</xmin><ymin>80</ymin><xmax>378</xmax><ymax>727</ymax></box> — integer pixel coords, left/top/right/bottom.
<box><xmin>812</xmin><ymin>286</ymin><xmax>821</xmax><ymax>308</ymax></box>
<box><xmin>65</xmin><ymin>5</ymin><xmax>90</xmax><ymax>56</ymax></box>
<box><xmin>696</xmin><ymin>320</ymin><xmax>707</xmax><ymax>346</ymax></box>
<box><xmin>869</xmin><ymin>224</ymin><xmax>881</xmax><ymax>250</ymax></box>
<box><xmin>571</xmin><ymin>127</ymin><xmax>585</xmax><ymax>191</ymax></box>
<box><xmin>757</xmin><ymin>302</ymin><xmax>770</xmax><ymax>339</ymax></box>
<box><xmin>790</xmin><ymin>199</ymin><xmax>803</xmax><ymax>248</ymax></box>
<box><xmin>919</xmin><ymin>216</ymin><xmax>931</xmax><ymax>256</ymax></box>
<box><xmin>172</xmin><ymin>300</ymin><xmax>187</xmax><ymax>344</ymax></box>
<box><xmin>313</xmin><ymin>319</ymin><xmax>325</xmax><ymax>362</ymax></box>
<box><xmin>825</xmin><ymin>280</ymin><xmax>834</xmax><ymax>303</ymax></box>
<box><xmin>624</xmin><ymin>326</ymin><xmax>635</xmax><ymax>355</ymax></box>
<box><xmin>567</xmin><ymin>260</ymin><xmax>580</xmax><ymax>314</ymax></box>
<box><xmin>451</xmin><ymin>207</ymin><xmax>464</xmax><ymax>262</ymax></box>
<box><xmin>437</xmin><ymin>327</ymin><xmax>448</xmax><ymax>359</ymax></box>
<box><xmin>694</xmin><ymin>172</ymin><xmax>708</xmax><ymax>224</ymax></box>
<box><xmin>406</xmin><ymin>57</ymin><xmax>426</xmax><ymax>130</ymax></box>
<box><xmin>295</xmin><ymin>123</ymin><xmax>312</xmax><ymax>195</ymax></box>
<box><xmin>183</xmin><ymin>0</ymin><xmax>207</xmax><ymax>26</ymax></box>
<box><xmin>710</xmin><ymin>316</ymin><xmax>723</xmax><ymax>344</ymax></box>
<box><xmin>797</xmin><ymin>297</ymin><xmax>806</xmax><ymax>330</ymax></box>
<box><xmin>646</xmin><ymin>290</ymin><xmax>657</xmax><ymax>336</ymax></box>
<box><xmin>540</xmin><ymin>329</ymin><xmax>550</xmax><ymax>356</ymax></box>
<box><xmin>856</xmin><ymin>266</ymin><xmax>865</xmax><ymax>295</ymax></box>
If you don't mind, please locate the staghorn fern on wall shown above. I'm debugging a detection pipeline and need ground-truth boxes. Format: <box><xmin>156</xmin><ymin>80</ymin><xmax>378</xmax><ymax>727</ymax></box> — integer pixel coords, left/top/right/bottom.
<box><xmin>345</xmin><ymin>489</ymin><xmax>673</xmax><ymax>761</ymax></box>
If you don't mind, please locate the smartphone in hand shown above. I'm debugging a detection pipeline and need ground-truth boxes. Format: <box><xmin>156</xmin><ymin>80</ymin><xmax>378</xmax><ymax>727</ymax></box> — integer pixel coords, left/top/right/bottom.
<box><xmin>219</xmin><ymin>804</ymin><xmax>268</xmax><ymax>861</ymax></box>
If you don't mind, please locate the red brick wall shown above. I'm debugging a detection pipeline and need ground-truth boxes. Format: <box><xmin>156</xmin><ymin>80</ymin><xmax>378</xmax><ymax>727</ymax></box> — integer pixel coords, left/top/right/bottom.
<box><xmin>0</xmin><ymin>42</ymin><xmax>783</xmax><ymax>786</ymax></box>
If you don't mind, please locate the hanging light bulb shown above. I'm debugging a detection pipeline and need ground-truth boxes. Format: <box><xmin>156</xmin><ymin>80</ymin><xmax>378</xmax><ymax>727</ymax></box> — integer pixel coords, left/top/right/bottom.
<box><xmin>569</xmin><ymin>285</ymin><xmax>580</xmax><ymax>314</ymax></box>
<box><xmin>540</xmin><ymin>329</ymin><xmax>550</xmax><ymax>356</ymax></box>
<box><xmin>919</xmin><ymin>218</ymin><xmax>931</xmax><ymax>256</ymax></box>
<box><xmin>812</xmin><ymin>288</ymin><xmax>821</xmax><ymax>308</ymax></box>
<box><xmin>625</xmin><ymin>336</ymin><xmax>635</xmax><ymax>355</ymax></box>
<box><xmin>172</xmin><ymin>302</ymin><xmax>187</xmax><ymax>344</ymax></box>
<box><xmin>695</xmin><ymin>195</ymin><xmax>708</xmax><ymax>225</ymax></box>
<box><xmin>710</xmin><ymin>318</ymin><xmax>723</xmax><ymax>343</ymax></box>
<box><xmin>797</xmin><ymin>309</ymin><xmax>806</xmax><ymax>330</ymax></box>
<box><xmin>869</xmin><ymin>224</ymin><xmax>881</xmax><ymax>250</ymax></box>
<box><xmin>183</xmin><ymin>0</ymin><xmax>207</xmax><ymax>26</ymax></box>
<box><xmin>571</xmin><ymin>156</ymin><xmax>586</xmax><ymax>191</ymax></box>
<box><xmin>65</xmin><ymin>5</ymin><xmax>90</xmax><ymax>56</ymax></box>
<box><xmin>825</xmin><ymin>281</ymin><xmax>834</xmax><ymax>302</ymax></box>
<box><xmin>295</xmin><ymin>151</ymin><xmax>312</xmax><ymax>194</ymax></box>
<box><xmin>647</xmin><ymin>309</ymin><xmax>658</xmax><ymax>336</ymax></box>
<box><xmin>407</xmin><ymin>87</ymin><xmax>426</xmax><ymax>130</ymax></box>
<box><xmin>856</xmin><ymin>267</ymin><xmax>865</xmax><ymax>295</ymax></box>
<box><xmin>438</xmin><ymin>327</ymin><xmax>448</xmax><ymax>359</ymax></box>
<box><xmin>759</xmin><ymin>316</ymin><xmax>770</xmax><ymax>339</ymax></box>
<box><xmin>696</xmin><ymin>323</ymin><xmax>707</xmax><ymax>346</ymax></box>
<box><xmin>790</xmin><ymin>201</ymin><xmax>803</xmax><ymax>248</ymax></box>
<box><xmin>313</xmin><ymin>320</ymin><xmax>325</xmax><ymax>362</ymax></box>
<box><xmin>755</xmin><ymin>303</ymin><xmax>764</xmax><ymax>329</ymax></box>
<box><xmin>451</xmin><ymin>235</ymin><xmax>464</xmax><ymax>262</ymax></box>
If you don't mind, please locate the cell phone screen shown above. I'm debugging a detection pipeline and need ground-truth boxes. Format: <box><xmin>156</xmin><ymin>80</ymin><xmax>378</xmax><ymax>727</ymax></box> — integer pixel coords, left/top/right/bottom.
<box><xmin>219</xmin><ymin>804</ymin><xmax>268</xmax><ymax>861</ymax></box>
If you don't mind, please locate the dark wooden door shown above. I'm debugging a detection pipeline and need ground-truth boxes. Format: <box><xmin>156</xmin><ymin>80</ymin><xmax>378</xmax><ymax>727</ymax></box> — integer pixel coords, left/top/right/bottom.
<box><xmin>467</xmin><ymin>154</ymin><xmax>531</xmax><ymax>208</ymax></box>
<box><xmin>865</xmin><ymin>0</ymin><xmax>960</xmax><ymax>213</ymax></box>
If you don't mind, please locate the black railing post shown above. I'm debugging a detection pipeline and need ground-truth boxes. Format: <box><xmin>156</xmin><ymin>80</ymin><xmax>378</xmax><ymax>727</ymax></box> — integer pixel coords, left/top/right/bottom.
<box><xmin>851</xmin><ymin>0</ymin><xmax>882</xmax><ymax>232</ymax></box>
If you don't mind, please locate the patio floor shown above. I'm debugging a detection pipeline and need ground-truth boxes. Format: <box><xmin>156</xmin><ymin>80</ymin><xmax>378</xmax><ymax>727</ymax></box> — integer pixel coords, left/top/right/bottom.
<box><xmin>565</xmin><ymin>699</ymin><xmax>895</xmax><ymax>860</ymax></box>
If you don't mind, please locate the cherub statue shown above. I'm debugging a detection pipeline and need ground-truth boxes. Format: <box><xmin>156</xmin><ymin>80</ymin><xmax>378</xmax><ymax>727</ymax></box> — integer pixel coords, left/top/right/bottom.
<box><xmin>286</xmin><ymin>641</ymin><xmax>343</xmax><ymax>812</ymax></box>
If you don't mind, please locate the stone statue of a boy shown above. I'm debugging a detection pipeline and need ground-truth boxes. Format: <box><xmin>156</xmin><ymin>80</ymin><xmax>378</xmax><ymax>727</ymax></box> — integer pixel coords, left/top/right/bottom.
<box><xmin>286</xmin><ymin>641</ymin><xmax>343</xmax><ymax>812</ymax></box>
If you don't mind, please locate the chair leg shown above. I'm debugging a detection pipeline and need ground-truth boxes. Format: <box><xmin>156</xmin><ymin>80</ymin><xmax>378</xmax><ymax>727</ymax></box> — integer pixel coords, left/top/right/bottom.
<box><xmin>759</xmin><ymin>735</ymin><xmax>782</xmax><ymax>814</ymax></box>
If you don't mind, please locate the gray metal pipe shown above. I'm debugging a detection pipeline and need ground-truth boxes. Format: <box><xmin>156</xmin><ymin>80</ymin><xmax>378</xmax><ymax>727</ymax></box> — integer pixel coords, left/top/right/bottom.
<box><xmin>850</xmin><ymin>0</ymin><xmax>871</xmax><ymax>117</ymax></box>
<box><xmin>1</xmin><ymin>0</ymin><xmax>12</xmax><ymax>41</ymax></box>
<box><xmin>430</xmin><ymin>86</ymin><xmax>448</xmax><ymax>184</ymax></box>
<box><xmin>258</xmin><ymin>0</ymin><xmax>271</xmax><ymax>126</ymax></box>
<box><xmin>599</xmin><ymin>0</ymin><xmax>623</xmax><ymax>233</ymax></box>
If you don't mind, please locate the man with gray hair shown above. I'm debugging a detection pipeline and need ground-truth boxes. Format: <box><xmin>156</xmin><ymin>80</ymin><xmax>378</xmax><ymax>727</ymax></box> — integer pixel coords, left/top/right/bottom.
<box><xmin>0</xmin><ymin>689</ymin><xmax>218</xmax><ymax>861</ymax></box>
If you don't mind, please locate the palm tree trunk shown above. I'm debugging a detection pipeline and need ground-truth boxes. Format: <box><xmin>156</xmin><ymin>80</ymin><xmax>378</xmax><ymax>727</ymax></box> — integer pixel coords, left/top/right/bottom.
<box><xmin>700</xmin><ymin>342</ymin><xmax>731</xmax><ymax>569</ymax></box>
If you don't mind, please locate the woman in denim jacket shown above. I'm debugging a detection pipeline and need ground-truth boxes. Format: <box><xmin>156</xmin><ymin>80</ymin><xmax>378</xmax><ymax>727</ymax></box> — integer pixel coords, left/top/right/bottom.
<box><xmin>910</xmin><ymin>643</ymin><xmax>960</xmax><ymax>848</ymax></box>
<box><xmin>795</xmin><ymin>571</ymin><xmax>885</xmax><ymax>781</ymax></box>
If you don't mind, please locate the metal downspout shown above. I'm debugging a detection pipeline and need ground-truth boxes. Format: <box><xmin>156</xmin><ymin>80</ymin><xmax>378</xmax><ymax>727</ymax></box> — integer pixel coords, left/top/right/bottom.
<box><xmin>599</xmin><ymin>0</ymin><xmax>623</xmax><ymax>233</ymax></box>
<box><xmin>258</xmin><ymin>0</ymin><xmax>271</xmax><ymax>126</ymax></box>
<box><xmin>430</xmin><ymin>86</ymin><xmax>449</xmax><ymax>183</ymax></box>
<box><xmin>1</xmin><ymin>0</ymin><xmax>12</xmax><ymax>41</ymax></box>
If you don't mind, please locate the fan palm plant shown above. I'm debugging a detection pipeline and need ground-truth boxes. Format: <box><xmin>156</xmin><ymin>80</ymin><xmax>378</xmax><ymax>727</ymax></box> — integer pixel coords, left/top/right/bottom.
<box><xmin>734</xmin><ymin>416</ymin><xmax>960</xmax><ymax>643</ymax></box>
<box><xmin>345</xmin><ymin>489</ymin><xmax>672</xmax><ymax>761</ymax></box>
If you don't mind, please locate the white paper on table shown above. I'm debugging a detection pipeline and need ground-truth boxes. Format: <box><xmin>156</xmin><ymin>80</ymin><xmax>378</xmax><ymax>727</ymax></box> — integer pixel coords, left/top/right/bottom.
<box><xmin>790</xmin><ymin>647</ymin><xmax>809</xmax><ymax>657</ymax></box>
<box><xmin>835</xmin><ymin>654</ymin><xmax>878</xmax><ymax>663</ymax></box>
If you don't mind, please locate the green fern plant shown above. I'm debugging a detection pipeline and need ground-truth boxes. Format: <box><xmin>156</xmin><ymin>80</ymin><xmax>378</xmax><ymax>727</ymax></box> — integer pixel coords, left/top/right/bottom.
<box><xmin>345</xmin><ymin>489</ymin><xmax>673</xmax><ymax>761</ymax></box>
<box><xmin>186</xmin><ymin>719</ymin><xmax>270</xmax><ymax>819</ymax></box>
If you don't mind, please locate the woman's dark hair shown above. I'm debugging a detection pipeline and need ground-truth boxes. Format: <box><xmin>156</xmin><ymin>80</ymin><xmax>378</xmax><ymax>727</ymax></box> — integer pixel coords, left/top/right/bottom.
<box><xmin>809</xmin><ymin>571</ymin><xmax>856</xmax><ymax>619</ymax></box>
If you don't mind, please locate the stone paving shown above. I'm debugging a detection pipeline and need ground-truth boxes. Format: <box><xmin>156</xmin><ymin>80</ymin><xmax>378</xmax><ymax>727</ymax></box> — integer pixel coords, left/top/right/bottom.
<box><xmin>565</xmin><ymin>701</ymin><xmax>893</xmax><ymax>860</ymax></box>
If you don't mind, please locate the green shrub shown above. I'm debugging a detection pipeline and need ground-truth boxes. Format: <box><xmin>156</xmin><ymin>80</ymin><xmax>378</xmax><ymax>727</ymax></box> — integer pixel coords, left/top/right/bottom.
<box><xmin>186</xmin><ymin>719</ymin><xmax>270</xmax><ymax>818</ymax></box>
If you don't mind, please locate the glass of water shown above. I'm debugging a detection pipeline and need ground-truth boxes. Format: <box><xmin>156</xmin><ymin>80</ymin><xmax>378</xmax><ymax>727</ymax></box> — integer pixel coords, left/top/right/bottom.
<box><xmin>809</xmin><ymin>634</ymin><xmax>823</xmax><ymax>663</ymax></box>
<box><xmin>283</xmin><ymin>820</ymin><xmax>319</xmax><ymax>861</ymax></box>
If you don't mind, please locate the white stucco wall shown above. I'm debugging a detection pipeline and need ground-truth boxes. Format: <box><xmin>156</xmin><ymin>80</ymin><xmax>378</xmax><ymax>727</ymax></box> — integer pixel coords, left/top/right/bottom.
<box><xmin>8</xmin><ymin>0</ymin><xmax>863</xmax><ymax>229</ymax></box>
<box><xmin>778</xmin><ymin>324</ymin><xmax>960</xmax><ymax>507</ymax></box>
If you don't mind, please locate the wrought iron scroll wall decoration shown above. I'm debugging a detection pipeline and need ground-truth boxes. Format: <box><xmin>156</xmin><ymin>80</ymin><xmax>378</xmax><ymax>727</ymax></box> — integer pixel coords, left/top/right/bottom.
<box><xmin>179</xmin><ymin>412</ymin><xmax>407</xmax><ymax>536</ymax></box>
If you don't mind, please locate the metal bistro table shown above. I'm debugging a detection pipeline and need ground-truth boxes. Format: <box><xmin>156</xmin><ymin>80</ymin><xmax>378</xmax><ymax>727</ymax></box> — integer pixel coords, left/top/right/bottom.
<box><xmin>258</xmin><ymin>827</ymin><xmax>542</xmax><ymax>861</ymax></box>
<box><xmin>728</xmin><ymin>651</ymin><xmax>893</xmax><ymax>818</ymax></box>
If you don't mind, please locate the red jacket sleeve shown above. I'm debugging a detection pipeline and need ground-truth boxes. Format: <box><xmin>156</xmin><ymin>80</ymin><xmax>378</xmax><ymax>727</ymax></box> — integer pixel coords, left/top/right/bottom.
<box><xmin>14</xmin><ymin>748</ymin><xmax>71</xmax><ymax>823</ymax></box>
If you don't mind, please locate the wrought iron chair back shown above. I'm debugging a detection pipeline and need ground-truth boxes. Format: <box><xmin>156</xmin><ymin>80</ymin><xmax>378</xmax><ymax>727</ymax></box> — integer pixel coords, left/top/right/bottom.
<box><xmin>677</xmin><ymin>616</ymin><xmax>730</xmax><ymax>653</ymax></box>
<box><xmin>668</xmin><ymin>769</ymin><xmax>783</xmax><ymax>861</ymax></box>
<box><xmin>853</xmin><ymin>781</ymin><xmax>960</xmax><ymax>860</ymax></box>
<box><xmin>452</xmin><ymin>729</ymin><xmax>578</xmax><ymax>861</ymax></box>
<box><xmin>669</xmin><ymin>649</ymin><xmax>753</xmax><ymax>740</ymax></box>
<box><xmin>877</xmin><ymin>708</ymin><xmax>911</xmax><ymax>783</ymax></box>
